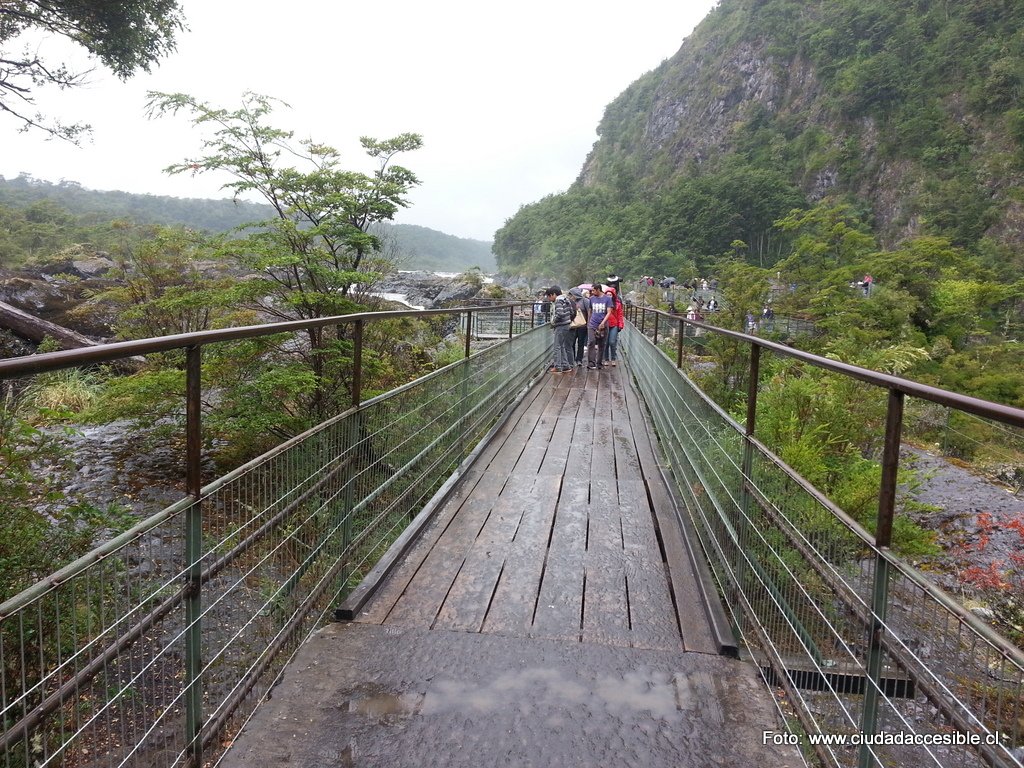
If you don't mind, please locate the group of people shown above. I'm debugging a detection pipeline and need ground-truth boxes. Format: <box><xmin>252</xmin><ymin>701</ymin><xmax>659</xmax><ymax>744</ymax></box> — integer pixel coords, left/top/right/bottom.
<box><xmin>745</xmin><ymin>305</ymin><xmax>775</xmax><ymax>334</ymax></box>
<box><xmin>545</xmin><ymin>275</ymin><xmax>625</xmax><ymax>373</ymax></box>
<box><xmin>637</xmin><ymin>275</ymin><xmax>719</xmax><ymax>291</ymax></box>
<box><xmin>685</xmin><ymin>294</ymin><xmax>719</xmax><ymax>317</ymax></box>
<box><xmin>853</xmin><ymin>273</ymin><xmax>874</xmax><ymax>296</ymax></box>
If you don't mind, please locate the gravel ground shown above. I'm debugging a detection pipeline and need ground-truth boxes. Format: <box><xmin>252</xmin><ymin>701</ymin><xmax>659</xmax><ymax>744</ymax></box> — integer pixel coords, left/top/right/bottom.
<box><xmin>902</xmin><ymin>445</ymin><xmax>1024</xmax><ymax>615</ymax></box>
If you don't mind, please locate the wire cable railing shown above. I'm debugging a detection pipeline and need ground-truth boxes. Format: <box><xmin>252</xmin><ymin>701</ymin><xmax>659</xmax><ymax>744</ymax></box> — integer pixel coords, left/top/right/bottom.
<box><xmin>0</xmin><ymin>304</ymin><xmax>549</xmax><ymax>768</ymax></box>
<box><xmin>623</xmin><ymin>307</ymin><xmax>1024</xmax><ymax>768</ymax></box>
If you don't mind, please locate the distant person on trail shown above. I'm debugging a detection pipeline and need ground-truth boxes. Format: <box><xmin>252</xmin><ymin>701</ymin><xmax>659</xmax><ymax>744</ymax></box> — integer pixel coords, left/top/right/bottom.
<box><xmin>535</xmin><ymin>292</ymin><xmax>551</xmax><ymax>324</ymax></box>
<box><xmin>546</xmin><ymin>286</ymin><xmax>575</xmax><ymax>373</ymax></box>
<box><xmin>862</xmin><ymin>274</ymin><xmax>873</xmax><ymax>296</ymax></box>
<box><xmin>587</xmin><ymin>283</ymin><xmax>612</xmax><ymax>369</ymax></box>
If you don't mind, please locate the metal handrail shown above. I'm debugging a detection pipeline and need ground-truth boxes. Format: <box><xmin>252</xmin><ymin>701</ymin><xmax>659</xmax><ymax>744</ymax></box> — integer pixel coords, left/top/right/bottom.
<box><xmin>0</xmin><ymin>303</ymin><xmax>535</xmax><ymax>379</ymax></box>
<box><xmin>624</xmin><ymin>305</ymin><xmax>1024</xmax><ymax>768</ymax></box>
<box><xmin>0</xmin><ymin>302</ymin><xmax>548</xmax><ymax>768</ymax></box>
<box><xmin>626</xmin><ymin>305</ymin><xmax>1024</xmax><ymax>429</ymax></box>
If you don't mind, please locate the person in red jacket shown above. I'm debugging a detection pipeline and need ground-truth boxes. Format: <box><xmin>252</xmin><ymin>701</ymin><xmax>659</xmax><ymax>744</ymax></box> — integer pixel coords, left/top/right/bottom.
<box><xmin>602</xmin><ymin>285</ymin><xmax>625</xmax><ymax>367</ymax></box>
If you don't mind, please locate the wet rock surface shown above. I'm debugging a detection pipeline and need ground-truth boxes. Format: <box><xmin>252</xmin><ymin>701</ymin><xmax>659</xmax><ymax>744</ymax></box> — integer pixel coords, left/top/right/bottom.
<box><xmin>0</xmin><ymin>270</ymin><xmax>117</xmax><ymax>338</ymax></box>
<box><xmin>903</xmin><ymin>445</ymin><xmax>1024</xmax><ymax>593</ymax></box>
<box><xmin>37</xmin><ymin>419</ymin><xmax>198</xmax><ymax>517</ymax></box>
<box><xmin>375</xmin><ymin>270</ymin><xmax>482</xmax><ymax>308</ymax></box>
<box><xmin>220</xmin><ymin>622</ymin><xmax>801</xmax><ymax>768</ymax></box>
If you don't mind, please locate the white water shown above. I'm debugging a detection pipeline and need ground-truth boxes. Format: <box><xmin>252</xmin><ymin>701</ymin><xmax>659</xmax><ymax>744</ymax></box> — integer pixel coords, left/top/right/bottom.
<box><xmin>374</xmin><ymin>292</ymin><xmax>425</xmax><ymax>310</ymax></box>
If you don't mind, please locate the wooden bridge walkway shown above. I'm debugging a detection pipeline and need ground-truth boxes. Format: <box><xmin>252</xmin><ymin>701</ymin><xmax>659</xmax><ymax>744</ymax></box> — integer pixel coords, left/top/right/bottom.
<box><xmin>221</xmin><ymin>363</ymin><xmax>802</xmax><ymax>767</ymax></box>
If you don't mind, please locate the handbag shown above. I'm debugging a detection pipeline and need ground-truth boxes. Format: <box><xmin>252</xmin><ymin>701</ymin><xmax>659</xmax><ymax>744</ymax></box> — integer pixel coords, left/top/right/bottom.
<box><xmin>569</xmin><ymin>307</ymin><xmax>586</xmax><ymax>328</ymax></box>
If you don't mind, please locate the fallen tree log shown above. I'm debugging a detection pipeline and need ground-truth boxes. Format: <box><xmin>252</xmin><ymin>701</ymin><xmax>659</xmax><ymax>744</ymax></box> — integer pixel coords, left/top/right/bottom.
<box><xmin>0</xmin><ymin>299</ymin><xmax>98</xmax><ymax>350</ymax></box>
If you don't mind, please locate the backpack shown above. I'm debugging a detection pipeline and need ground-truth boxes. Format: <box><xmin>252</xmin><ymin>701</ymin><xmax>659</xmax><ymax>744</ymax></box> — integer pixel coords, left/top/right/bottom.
<box><xmin>569</xmin><ymin>297</ymin><xmax>586</xmax><ymax>328</ymax></box>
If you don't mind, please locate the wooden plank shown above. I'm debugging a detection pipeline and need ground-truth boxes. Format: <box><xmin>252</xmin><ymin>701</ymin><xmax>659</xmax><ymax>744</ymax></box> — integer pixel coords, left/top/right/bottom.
<box><xmin>609</xmin><ymin>376</ymin><xmax>645</xmax><ymax>487</ymax></box>
<box><xmin>531</xmin><ymin>493</ymin><xmax>588</xmax><ymax>642</ymax></box>
<box><xmin>480</xmin><ymin>474</ymin><xmax>561</xmax><ymax>635</ymax></box>
<box><xmin>537</xmin><ymin>400</ymin><xmax>577</xmax><ymax>478</ymax></box>
<box><xmin>589</xmin><ymin>367</ymin><xmax>620</xmax><ymax>504</ymax></box>
<box><xmin>618</xmin><ymin>489</ymin><xmax>684</xmax><ymax>652</ymax></box>
<box><xmin>514</xmin><ymin>386</ymin><xmax>569</xmax><ymax>475</ymax></box>
<box><xmin>610</xmin><ymin>387</ymin><xmax>683</xmax><ymax>652</ymax></box>
<box><xmin>374</xmin><ymin>479</ymin><xmax>499</xmax><ymax>627</ymax></box>
<box><xmin>619</xmin><ymin>368</ymin><xmax>721</xmax><ymax>655</ymax></box>
<box><xmin>536</xmin><ymin>377</ymin><xmax>589</xmax><ymax>478</ymax></box>
<box><xmin>582</xmin><ymin>496</ymin><xmax>632</xmax><ymax>648</ymax></box>
<box><xmin>558</xmin><ymin>408</ymin><xmax>593</xmax><ymax>508</ymax></box>
<box><xmin>432</xmin><ymin>493</ymin><xmax>530</xmax><ymax>632</ymax></box>
<box><xmin>358</xmin><ymin>380</ymin><xmax>554</xmax><ymax>624</ymax></box>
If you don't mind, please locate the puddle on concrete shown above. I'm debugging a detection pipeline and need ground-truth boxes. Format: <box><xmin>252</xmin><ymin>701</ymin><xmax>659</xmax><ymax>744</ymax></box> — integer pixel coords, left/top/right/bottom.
<box><xmin>345</xmin><ymin>685</ymin><xmax>422</xmax><ymax>719</ymax></box>
<box><xmin>342</xmin><ymin>668</ymin><xmax>690</xmax><ymax>723</ymax></box>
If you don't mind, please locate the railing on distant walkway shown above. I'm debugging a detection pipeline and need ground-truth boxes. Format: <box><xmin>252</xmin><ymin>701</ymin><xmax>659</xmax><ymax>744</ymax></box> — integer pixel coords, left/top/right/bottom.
<box><xmin>623</xmin><ymin>305</ymin><xmax>1024</xmax><ymax>768</ymax></box>
<box><xmin>627</xmin><ymin>302</ymin><xmax>816</xmax><ymax>342</ymax></box>
<box><xmin>0</xmin><ymin>304</ymin><xmax>549</xmax><ymax>768</ymax></box>
<box><xmin>458</xmin><ymin>306</ymin><xmax>538</xmax><ymax>338</ymax></box>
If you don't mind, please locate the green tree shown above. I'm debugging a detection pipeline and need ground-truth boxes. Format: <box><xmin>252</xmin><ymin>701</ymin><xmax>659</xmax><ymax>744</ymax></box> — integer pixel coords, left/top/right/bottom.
<box><xmin>775</xmin><ymin>200</ymin><xmax>875</xmax><ymax>292</ymax></box>
<box><xmin>0</xmin><ymin>1</ymin><xmax>185</xmax><ymax>139</ymax></box>
<box><xmin>147</xmin><ymin>90</ymin><xmax>423</xmax><ymax>419</ymax></box>
<box><xmin>88</xmin><ymin>224</ymin><xmax>249</xmax><ymax>338</ymax></box>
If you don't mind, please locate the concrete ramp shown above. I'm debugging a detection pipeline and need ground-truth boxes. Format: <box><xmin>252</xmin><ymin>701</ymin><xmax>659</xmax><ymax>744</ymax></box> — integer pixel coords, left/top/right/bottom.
<box><xmin>221</xmin><ymin>622</ymin><xmax>801</xmax><ymax>768</ymax></box>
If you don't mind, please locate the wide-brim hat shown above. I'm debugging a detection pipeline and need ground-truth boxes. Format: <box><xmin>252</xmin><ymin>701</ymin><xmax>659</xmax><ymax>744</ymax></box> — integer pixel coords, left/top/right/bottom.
<box><xmin>607</xmin><ymin>274</ymin><xmax>620</xmax><ymax>282</ymax></box>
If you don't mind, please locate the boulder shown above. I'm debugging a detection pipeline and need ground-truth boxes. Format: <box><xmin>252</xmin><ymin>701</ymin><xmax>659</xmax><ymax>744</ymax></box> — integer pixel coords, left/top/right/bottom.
<box><xmin>0</xmin><ymin>274</ymin><xmax>115</xmax><ymax>337</ymax></box>
<box><xmin>434</xmin><ymin>280</ymin><xmax>482</xmax><ymax>305</ymax></box>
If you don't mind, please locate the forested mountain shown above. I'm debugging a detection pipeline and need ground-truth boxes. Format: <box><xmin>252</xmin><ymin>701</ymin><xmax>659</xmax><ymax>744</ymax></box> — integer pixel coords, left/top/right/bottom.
<box><xmin>0</xmin><ymin>174</ymin><xmax>495</xmax><ymax>272</ymax></box>
<box><xmin>494</xmin><ymin>0</ymin><xmax>1024</xmax><ymax>283</ymax></box>
<box><xmin>378</xmin><ymin>224</ymin><xmax>497</xmax><ymax>272</ymax></box>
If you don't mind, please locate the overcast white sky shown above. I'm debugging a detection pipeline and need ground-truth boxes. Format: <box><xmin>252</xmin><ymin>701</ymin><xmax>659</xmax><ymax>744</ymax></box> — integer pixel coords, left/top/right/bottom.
<box><xmin>2</xmin><ymin>1</ymin><xmax>717</xmax><ymax>242</ymax></box>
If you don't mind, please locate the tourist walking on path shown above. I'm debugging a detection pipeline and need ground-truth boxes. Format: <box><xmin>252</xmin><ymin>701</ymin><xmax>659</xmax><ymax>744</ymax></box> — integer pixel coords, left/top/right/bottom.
<box><xmin>602</xmin><ymin>285</ymin><xmax>624</xmax><ymax>367</ymax></box>
<box><xmin>587</xmin><ymin>283</ymin><xmax>612</xmax><ymax>369</ymax></box>
<box><xmin>546</xmin><ymin>286</ymin><xmax>575</xmax><ymax>372</ymax></box>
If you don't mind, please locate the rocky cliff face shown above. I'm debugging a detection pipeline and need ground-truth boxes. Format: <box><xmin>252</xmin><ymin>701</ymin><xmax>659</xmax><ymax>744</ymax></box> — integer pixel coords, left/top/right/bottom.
<box><xmin>579</xmin><ymin>38</ymin><xmax>826</xmax><ymax>186</ymax></box>
<box><xmin>575</xmin><ymin>0</ymin><xmax>1024</xmax><ymax>252</ymax></box>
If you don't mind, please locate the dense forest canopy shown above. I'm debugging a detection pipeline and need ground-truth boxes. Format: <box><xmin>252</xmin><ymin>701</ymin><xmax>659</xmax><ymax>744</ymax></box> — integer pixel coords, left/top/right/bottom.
<box><xmin>0</xmin><ymin>174</ymin><xmax>496</xmax><ymax>272</ymax></box>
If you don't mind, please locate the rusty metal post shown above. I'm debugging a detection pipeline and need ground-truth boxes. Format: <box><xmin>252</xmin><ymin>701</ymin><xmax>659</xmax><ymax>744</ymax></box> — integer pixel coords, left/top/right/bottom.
<box><xmin>640</xmin><ymin>308</ymin><xmax>646</xmax><ymax>335</ymax></box>
<box><xmin>858</xmin><ymin>388</ymin><xmax>904</xmax><ymax>768</ymax></box>
<box><xmin>875</xmin><ymin>388</ymin><xmax>904</xmax><ymax>549</ymax></box>
<box><xmin>464</xmin><ymin>310</ymin><xmax>473</xmax><ymax>358</ymax></box>
<box><xmin>653</xmin><ymin>313</ymin><xmax>660</xmax><ymax>346</ymax></box>
<box><xmin>733</xmin><ymin>343</ymin><xmax>762</xmax><ymax>610</ymax></box>
<box><xmin>351</xmin><ymin>319</ymin><xmax>364</xmax><ymax>408</ymax></box>
<box><xmin>185</xmin><ymin>346</ymin><xmax>202</xmax><ymax>498</ymax></box>
<box><xmin>508</xmin><ymin>305</ymin><xmax>515</xmax><ymax>339</ymax></box>
<box><xmin>184</xmin><ymin>345</ymin><xmax>203</xmax><ymax>767</ymax></box>
<box><xmin>745</xmin><ymin>344</ymin><xmax>761</xmax><ymax>439</ymax></box>
<box><xmin>676</xmin><ymin>318</ymin><xmax>685</xmax><ymax>368</ymax></box>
